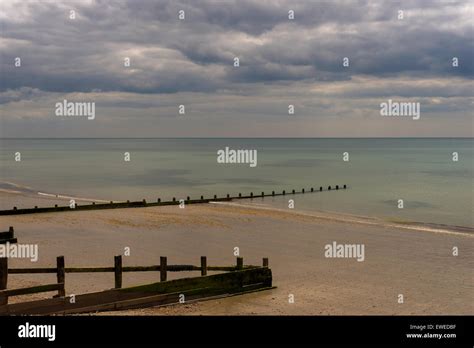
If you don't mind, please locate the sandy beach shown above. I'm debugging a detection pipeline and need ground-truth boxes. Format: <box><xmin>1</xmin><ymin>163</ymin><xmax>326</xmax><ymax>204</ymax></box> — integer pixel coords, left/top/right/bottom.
<box><xmin>0</xmin><ymin>191</ymin><xmax>472</xmax><ymax>315</ymax></box>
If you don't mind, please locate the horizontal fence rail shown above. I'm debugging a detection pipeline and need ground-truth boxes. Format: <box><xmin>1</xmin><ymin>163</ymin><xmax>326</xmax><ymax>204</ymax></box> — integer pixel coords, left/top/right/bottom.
<box><xmin>0</xmin><ymin>283</ymin><xmax>64</xmax><ymax>306</ymax></box>
<box><xmin>0</xmin><ymin>184</ymin><xmax>348</xmax><ymax>215</ymax></box>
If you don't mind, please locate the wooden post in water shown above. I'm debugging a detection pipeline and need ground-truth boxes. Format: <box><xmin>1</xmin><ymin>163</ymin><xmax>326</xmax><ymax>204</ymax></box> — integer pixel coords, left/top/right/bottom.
<box><xmin>336</xmin><ymin>185</ymin><xmax>339</xmax><ymax>190</ymax></box>
<box><xmin>201</xmin><ymin>256</ymin><xmax>207</xmax><ymax>276</ymax></box>
<box><xmin>320</xmin><ymin>186</ymin><xmax>323</xmax><ymax>191</ymax></box>
<box><xmin>261</xmin><ymin>192</ymin><xmax>264</xmax><ymax>197</ymax></box>
<box><xmin>328</xmin><ymin>186</ymin><xmax>331</xmax><ymax>190</ymax></box>
<box><xmin>114</xmin><ymin>255</ymin><xmax>123</xmax><ymax>289</ymax></box>
<box><xmin>160</xmin><ymin>256</ymin><xmax>167</xmax><ymax>282</ymax></box>
<box><xmin>236</xmin><ymin>257</ymin><xmax>243</xmax><ymax>270</ymax></box>
<box><xmin>56</xmin><ymin>256</ymin><xmax>65</xmax><ymax>297</ymax></box>
<box><xmin>282</xmin><ymin>190</ymin><xmax>286</xmax><ymax>195</ymax></box>
<box><xmin>344</xmin><ymin>184</ymin><xmax>347</xmax><ymax>189</ymax></box>
<box><xmin>272</xmin><ymin>191</ymin><xmax>275</xmax><ymax>196</ymax></box>
<box><xmin>302</xmin><ymin>188</ymin><xmax>305</xmax><ymax>193</ymax></box>
<box><xmin>214</xmin><ymin>195</ymin><xmax>217</xmax><ymax>199</ymax></box>
<box><xmin>311</xmin><ymin>187</ymin><xmax>314</xmax><ymax>192</ymax></box>
<box><xmin>262</xmin><ymin>258</ymin><xmax>269</xmax><ymax>268</ymax></box>
<box><xmin>292</xmin><ymin>189</ymin><xmax>295</xmax><ymax>194</ymax></box>
<box><xmin>250</xmin><ymin>192</ymin><xmax>253</xmax><ymax>198</ymax></box>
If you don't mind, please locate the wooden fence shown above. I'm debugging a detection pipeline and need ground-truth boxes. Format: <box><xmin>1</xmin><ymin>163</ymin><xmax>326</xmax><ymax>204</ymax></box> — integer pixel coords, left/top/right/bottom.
<box><xmin>0</xmin><ymin>255</ymin><xmax>269</xmax><ymax>307</ymax></box>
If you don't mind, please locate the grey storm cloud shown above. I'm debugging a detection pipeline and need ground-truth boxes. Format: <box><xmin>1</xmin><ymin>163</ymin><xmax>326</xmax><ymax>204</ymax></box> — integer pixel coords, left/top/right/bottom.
<box><xmin>0</xmin><ymin>0</ymin><xmax>473</xmax><ymax>138</ymax></box>
<box><xmin>0</xmin><ymin>0</ymin><xmax>472</xmax><ymax>95</ymax></box>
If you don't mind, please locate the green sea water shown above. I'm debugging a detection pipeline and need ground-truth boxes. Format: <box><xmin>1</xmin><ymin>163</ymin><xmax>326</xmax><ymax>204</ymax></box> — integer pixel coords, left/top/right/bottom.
<box><xmin>0</xmin><ymin>138</ymin><xmax>472</xmax><ymax>227</ymax></box>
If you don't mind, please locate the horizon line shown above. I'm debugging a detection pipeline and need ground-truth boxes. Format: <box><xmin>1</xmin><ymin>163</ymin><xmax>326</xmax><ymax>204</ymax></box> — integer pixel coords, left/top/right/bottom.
<box><xmin>0</xmin><ymin>137</ymin><xmax>473</xmax><ymax>140</ymax></box>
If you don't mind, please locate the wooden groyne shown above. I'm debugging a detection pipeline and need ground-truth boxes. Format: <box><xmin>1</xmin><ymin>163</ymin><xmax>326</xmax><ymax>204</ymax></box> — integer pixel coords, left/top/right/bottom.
<box><xmin>0</xmin><ymin>255</ymin><xmax>272</xmax><ymax>315</ymax></box>
<box><xmin>0</xmin><ymin>184</ymin><xmax>348</xmax><ymax>216</ymax></box>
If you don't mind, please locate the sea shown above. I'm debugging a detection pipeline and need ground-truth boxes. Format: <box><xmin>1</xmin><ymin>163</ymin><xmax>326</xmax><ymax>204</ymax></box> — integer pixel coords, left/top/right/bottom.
<box><xmin>0</xmin><ymin>138</ymin><xmax>472</xmax><ymax>228</ymax></box>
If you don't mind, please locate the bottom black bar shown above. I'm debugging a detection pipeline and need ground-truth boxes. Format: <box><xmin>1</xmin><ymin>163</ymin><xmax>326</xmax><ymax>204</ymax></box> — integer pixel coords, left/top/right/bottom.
<box><xmin>0</xmin><ymin>316</ymin><xmax>472</xmax><ymax>346</ymax></box>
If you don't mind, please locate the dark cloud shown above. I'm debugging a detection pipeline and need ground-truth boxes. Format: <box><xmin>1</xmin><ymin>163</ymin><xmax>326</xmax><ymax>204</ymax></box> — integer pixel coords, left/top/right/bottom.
<box><xmin>0</xmin><ymin>0</ymin><xmax>472</xmax><ymax>95</ymax></box>
<box><xmin>0</xmin><ymin>0</ymin><xmax>472</xmax><ymax>138</ymax></box>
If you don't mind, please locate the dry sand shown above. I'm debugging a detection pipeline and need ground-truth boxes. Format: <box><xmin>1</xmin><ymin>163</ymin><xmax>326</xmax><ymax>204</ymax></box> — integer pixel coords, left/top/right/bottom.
<box><xmin>0</xmin><ymin>194</ymin><xmax>473</xmax><ymax>315</ymax></box>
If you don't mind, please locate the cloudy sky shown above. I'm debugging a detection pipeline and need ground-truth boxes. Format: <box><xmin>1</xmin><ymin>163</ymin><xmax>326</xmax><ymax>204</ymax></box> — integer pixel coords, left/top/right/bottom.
<box><xmin>0</xmin><ymin>0</ymin><xmax>473</xmax><ymax>137</ymax></box>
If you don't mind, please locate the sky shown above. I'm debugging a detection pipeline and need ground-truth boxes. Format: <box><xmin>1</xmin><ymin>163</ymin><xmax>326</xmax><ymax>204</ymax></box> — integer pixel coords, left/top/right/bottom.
<box><xmin>0</xmin><ymin>0</ymin><xmax>473</xmax><ymax>137</ymax></box>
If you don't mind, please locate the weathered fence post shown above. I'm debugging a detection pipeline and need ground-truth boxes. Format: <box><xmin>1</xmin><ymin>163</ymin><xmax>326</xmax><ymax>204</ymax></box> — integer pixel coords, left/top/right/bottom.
<box><xmin>262</xmin><ymin>258</ymin><xmax>269</xmax><ymax>268</ymax></box>
<box><xmin>160</xmin><ymin>256</ymin><xmax>167</xmax><ymax>282</ymax></box>
<box><xmin>0</xmin><ymin>226</ymin><xmax>16</xmax><ymax>290</ymax></box>
<box><xmin>58</xmin><ymin>282</ymin><xmax>65</xmax><ymax>299</ymax></box>
<box><xmin>0</xmin><ymin>289</ymin><xmax>6</xmax><ymax>305</ymax></box>
<box><xmin>56</xmin><ymin>256</ymin><xmax>65</xmax><ymax>297</ymax></box>
<box><xmin>0</xmin><ymin>257</ymin><xmax>7</xmax><ymax>290</ymax></box>
<box><xmin>236</xmin><ymin>257</ymin><xmax>243</xmax><ymax>270</ymax></box>
<box><xmin>114</xmin><ymin>255</ymin><xmax>123</xmax><ymax>289</ymax></box>
<box><xmin>200</xmin><ymin>256</ymin><xmax>207</xmax><ymax>276</ymax></box>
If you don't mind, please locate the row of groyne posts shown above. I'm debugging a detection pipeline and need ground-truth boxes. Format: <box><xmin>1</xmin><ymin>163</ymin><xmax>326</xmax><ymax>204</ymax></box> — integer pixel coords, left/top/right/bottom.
<box><xmin>0</xmin><ymin>227</ymin><xmax>269</xmax><ymax>306</ymax></box>
<box><xmin>0</xmin><ymin>184</ymin><xmax>348</xmax><ymax>215</ymax></box>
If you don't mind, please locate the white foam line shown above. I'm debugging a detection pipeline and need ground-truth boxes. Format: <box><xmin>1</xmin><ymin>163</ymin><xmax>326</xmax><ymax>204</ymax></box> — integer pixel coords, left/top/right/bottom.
<box><xmin>1</xmin><ymin>181</ymin><xmax>34</xmax><ymax>189</ymax></box>
<box><xmin>210</xmin><ymin>201</ymin><xmax>473</xmax><ymax>238</ymax></box>
<box><xmin>37</xmin><ymin>192</ymin><xmax>110</xmax><ymax>203</ymax></box>
<box><xmin>0</xmin><ymin>189</ymin><xmax>22</xmax><ymax>194</ymax></box>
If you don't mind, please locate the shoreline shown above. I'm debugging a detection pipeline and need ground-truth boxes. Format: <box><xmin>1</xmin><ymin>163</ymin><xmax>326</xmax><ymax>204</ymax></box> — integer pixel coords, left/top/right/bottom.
<box><xmin>0</xmin><ymin>197</ymin><xmax>472</xmax><ymax>315</ymax></box>
<box><xmin>1</xmin><ymin>188</ymin><xmax>472</xmax><ymax>234</ymax></box>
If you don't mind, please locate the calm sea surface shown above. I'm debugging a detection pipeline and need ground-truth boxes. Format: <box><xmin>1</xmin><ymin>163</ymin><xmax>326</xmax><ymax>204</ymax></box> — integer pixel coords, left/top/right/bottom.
<box><xmin>1</xmin><ymin>138</ymin><xmax>472</xmax><ymax>227</ymax></box>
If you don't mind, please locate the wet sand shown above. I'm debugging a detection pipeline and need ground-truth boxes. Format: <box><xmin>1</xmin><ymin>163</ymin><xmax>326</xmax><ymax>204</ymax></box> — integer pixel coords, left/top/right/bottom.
<box><xmin>0</xmin><ymin>194</ymin><xmax>473</xmax><ymax>315</ymax></box>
